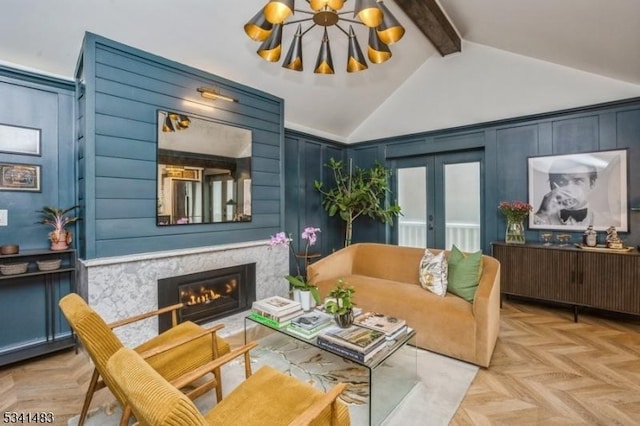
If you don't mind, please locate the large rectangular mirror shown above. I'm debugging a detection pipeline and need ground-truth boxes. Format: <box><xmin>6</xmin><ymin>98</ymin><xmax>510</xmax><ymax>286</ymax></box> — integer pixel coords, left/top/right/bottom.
<box><xmin>156</xmin><ymin>110</ymin><xmax>252</xmax><ymax>225</ymax></box>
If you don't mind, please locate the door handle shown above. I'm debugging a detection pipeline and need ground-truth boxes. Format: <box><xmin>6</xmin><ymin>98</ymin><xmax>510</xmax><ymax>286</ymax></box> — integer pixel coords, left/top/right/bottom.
<box><xmin>428</xmin><ymin>214</ymin><xmax>434</xmax><ymax>230</ymax></box>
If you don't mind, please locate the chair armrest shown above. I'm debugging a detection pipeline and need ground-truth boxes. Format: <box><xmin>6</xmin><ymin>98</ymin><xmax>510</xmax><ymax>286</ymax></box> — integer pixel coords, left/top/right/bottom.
<box><xmin>288</xmin><ymin>383</ymin><xmax>347</xmax><ymax>426</ymax></box>
<box><xmin>108</xmin><ymin>303</ymin><xmax>184</xmax><ymax>329</ymax></box>
<box><xmin>170</xmin><ymin>341</ymin><xmax>259</xmax><ymax>390</ymax></box>
<box><xmin>137</xmin><ymin>324</ymin><xmax>225</xmax><ymax>359</ymax></box>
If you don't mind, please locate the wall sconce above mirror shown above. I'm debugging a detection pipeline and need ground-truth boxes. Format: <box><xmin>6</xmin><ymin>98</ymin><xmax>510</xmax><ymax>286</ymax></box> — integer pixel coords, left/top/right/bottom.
<box><xmin>156</xmin><ymin>110</ymin><xmax>252</xmax><ymax>226</ymax></box>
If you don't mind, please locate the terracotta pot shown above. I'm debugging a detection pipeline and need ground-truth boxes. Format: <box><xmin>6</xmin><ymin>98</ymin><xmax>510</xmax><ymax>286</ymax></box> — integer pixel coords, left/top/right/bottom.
<box><xmin>50</xmin><ymin>241</ymin><xmax>69</xmax><ymax>251</ymax></box>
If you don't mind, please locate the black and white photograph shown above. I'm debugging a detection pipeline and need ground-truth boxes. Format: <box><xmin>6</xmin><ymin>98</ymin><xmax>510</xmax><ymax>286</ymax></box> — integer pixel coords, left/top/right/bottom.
<box><xmin>528</xmin><ymin>149</ymin><xmax>628</xmax><ymax>232</ymax></box>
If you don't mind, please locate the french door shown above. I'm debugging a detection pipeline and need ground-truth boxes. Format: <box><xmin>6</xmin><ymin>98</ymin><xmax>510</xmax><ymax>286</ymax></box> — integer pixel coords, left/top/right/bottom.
<box><xmin>392</xmin><ymin>150</ymin><xmax>484</xmax><ymax>251</ymax></box>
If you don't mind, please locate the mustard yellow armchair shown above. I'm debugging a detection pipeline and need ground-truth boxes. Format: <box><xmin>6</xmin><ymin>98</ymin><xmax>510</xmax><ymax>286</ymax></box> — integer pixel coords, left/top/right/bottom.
<box><xmin>59</xmin><ymin>293</ymin><xmax>231</xmax><ymax>426</ymax></box>
<box><xmin>107</xmin><ymin>344</ymin><xmax>351</xmax><ymax>426</ymax></box>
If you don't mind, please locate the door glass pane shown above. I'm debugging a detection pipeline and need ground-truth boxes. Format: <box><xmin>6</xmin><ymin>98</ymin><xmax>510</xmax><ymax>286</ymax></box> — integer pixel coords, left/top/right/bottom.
<box><xmin>398</xmin><ymin>167</ymin><xmax>427</xmax><ymax>248</ymax></box>
<box><xmin>444</xmin><ymin>162</ymin><xmax>480</xmax><ymax>252</ymax></box>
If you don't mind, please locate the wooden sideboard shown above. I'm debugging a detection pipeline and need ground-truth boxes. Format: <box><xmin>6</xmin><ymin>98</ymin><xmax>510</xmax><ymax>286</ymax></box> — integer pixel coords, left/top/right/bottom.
<box><xmin>491</xmin><ymin>242</ymin><xmax>640</xmax><ymax>321</ymax></box>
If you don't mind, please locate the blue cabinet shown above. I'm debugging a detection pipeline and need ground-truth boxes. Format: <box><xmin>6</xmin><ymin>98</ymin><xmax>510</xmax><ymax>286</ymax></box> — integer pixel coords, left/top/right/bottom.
<box><xmin>0</xmin><ymin>249</ymin><xmax>76</xmax><ymax>366</ymax></box>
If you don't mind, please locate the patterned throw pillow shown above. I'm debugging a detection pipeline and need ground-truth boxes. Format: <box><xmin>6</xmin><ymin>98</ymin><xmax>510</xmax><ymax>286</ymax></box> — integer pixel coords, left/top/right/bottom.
<box><xmin>418</xmin><ymin>249</ymin><xmax>448</xmax><ymax>296</ymax></box>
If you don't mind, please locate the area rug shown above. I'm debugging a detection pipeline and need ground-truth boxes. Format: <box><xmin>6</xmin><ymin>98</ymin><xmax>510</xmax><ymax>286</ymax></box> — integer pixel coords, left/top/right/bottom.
<box><xmin>69</xmin><ymin>332</ymin><xmax>477</xmax><ymax>426</ymax></box>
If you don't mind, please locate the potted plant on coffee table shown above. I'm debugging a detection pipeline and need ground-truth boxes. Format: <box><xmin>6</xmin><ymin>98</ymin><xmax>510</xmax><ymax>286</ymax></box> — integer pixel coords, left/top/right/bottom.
<box><xmin>37</xmin><ymin>205</ymin><xmax>80</xmax><ymax>251</ymax></box>
<box><xmin>325</xmin><ymin>279</ymin><xmax>356</xmax><ymax>328</ymax></box>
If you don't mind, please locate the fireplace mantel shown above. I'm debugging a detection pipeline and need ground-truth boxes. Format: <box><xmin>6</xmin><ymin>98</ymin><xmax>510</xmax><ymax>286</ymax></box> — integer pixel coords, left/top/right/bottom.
<box><xmin>77</xmin><ymin>240</ymin><xmax>288</xmax><ymax>347</ymax></box>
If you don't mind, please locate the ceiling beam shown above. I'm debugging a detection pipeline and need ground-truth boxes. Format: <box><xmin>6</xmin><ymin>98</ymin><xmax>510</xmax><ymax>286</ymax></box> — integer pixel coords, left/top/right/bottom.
<box><xmin>394</xmin><ymin>0</ymin><xmax>461</xmax><ymax>56</ymax></box>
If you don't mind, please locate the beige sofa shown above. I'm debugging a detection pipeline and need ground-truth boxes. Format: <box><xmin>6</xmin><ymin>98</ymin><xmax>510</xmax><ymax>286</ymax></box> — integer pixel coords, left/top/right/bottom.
<box><xmin>307</xmin><ymin>243</ymin><xmax>501</xmax><ymax>367</ymax></box>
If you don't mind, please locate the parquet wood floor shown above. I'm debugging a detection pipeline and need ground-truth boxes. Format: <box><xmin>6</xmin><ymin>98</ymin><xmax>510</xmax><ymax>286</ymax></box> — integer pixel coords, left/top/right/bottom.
<box><xmin>1</xmin><ymin>299</ymin><xmax>639</xmax><ymax>425</ymax></box>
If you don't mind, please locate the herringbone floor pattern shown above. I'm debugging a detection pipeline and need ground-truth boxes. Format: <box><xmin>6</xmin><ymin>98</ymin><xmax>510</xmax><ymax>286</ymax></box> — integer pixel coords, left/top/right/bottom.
<box><xmin>1</xmin><ymin>300</ymin><xmax>639</xmax><ymax>425</ymax></box>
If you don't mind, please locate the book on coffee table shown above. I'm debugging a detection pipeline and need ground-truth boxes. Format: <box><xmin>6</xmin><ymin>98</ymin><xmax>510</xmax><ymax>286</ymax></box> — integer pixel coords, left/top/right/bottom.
<box><xmin>252</xmin><ymin>296</ymin><xmax>301</xmax><ymax>317</ymax></box>
<box><xmin>354</xmin><ymin>312</ymin><xmax>407</xmax><ymax>336</ymax></box>
<box><xmin>290</xmin><ymin>310</ymin><xmax>332</xmax><ymax>330</ymax></box>
<box><xmin>318</xmin><ymin>326</ymin><xmax>386</xmax><ymax>354</ymax></box>
<box><xmin>316</xmin><ymin>336</ymin><xmax>387</xmax><ymax>363</ymax></box>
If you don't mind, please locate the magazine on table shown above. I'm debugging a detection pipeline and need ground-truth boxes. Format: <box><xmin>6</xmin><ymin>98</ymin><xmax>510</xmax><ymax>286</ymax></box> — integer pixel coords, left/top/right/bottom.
<box><xmin>319</xmin><ymin>326</ymin><xmax>386</xmax><ymax>354</ymax></box>
<box><xmin>249</xmin><ymin>312</ymin><xmax>295</xmax><ymax>329</ymax></box>
<box><xmin>353</xmin><ymin>312</ymin><xmax>407</xmax><ymax>336</ymax></box>
<box><xmin>286</xmin><ymin>322</ymin><xmax>331</xmax><ymax>339</ymax></box>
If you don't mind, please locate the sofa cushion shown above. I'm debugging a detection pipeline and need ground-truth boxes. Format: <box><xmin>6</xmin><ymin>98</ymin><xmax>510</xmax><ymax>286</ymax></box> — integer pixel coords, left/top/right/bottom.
<box><xmin>447</xmin><ymin>245</ymin><xmax>483</xmax><ymax>302</ymax></box>
<box><xmin>418</xmin><ymin>249</ymin><xmax>448</xmax><ymax>296</ymax></box>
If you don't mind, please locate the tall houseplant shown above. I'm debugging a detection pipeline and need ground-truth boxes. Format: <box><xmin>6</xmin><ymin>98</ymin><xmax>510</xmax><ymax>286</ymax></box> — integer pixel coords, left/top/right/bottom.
<box><xmin>314</xmin><ymin>158</ymin><xmax>401</xmax><ymax>247</ymax></box>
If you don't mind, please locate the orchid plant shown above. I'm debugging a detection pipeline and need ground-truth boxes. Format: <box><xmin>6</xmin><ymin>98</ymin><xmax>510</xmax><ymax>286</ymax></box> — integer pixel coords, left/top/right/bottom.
<box><xmin>269</xmin><ymin>226</ymin><xmax>321</xmax><ymax>304</ymax></box>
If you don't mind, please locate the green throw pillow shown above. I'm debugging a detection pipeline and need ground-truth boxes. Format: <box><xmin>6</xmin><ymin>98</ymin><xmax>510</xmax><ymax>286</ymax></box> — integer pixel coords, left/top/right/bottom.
<box><xmin>447</xmin><ymin>245</ymin><xmax>483</xmax><ymax>303</ymax></box>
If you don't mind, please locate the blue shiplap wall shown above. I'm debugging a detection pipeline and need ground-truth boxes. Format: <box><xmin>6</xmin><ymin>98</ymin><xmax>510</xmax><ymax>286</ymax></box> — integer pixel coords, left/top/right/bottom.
<box><xmin>345</xmin><ymin>98</ymin><xmax>640</xmax><ymax>252</ymax></box>
<box><xmin>76</xmin><ymin>33</ymin><xmax>284</xmax><ymax>259</ymax></box>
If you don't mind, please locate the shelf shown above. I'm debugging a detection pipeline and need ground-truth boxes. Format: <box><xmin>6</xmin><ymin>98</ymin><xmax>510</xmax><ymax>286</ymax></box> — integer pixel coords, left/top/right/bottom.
<box><xmin>0</xmin><ymin>267</ymin><xmax>76</xmax><ymax>282</ymax></box>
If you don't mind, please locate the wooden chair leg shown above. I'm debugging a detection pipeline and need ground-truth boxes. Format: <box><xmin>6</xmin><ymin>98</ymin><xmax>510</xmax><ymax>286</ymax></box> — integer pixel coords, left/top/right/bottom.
<box><xmin>78</xmin><ymin>369</ymin><xmax>100</xmax><ymax>426</ymax></box>
<box><xmin>119</xmin><ymin>405</ymin><xmax>132</xmax><ymax>426</ymax></box>
<box><xmin>214</xmin><ymin>367</ymin><xmax>223</xmax><ymax>402</ymax></box>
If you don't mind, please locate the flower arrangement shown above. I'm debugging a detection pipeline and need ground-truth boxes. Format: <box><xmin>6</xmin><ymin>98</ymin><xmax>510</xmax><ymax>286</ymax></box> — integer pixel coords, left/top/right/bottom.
<box><xmin>269</xmin><ymin>226</ymin><xmax>321</xmax><ymax>303</ymax></box>
<box><xmin>498</xmin><ymin>201</ymin><xmax>533</xmax><ymax>222</ymax></box>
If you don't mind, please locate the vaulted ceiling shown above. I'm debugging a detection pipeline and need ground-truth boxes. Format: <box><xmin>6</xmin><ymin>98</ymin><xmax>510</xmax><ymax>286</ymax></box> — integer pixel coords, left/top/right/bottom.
<box><xmin>1</xmin><ymin>1</ymin><xmax>639</xmax><ymax>142</ymax></box>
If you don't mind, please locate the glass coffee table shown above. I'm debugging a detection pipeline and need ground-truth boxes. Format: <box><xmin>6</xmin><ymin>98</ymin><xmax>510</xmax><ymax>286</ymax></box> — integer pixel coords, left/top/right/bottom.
<box><xmin>245</xmin><ymin>314</ymin><xmax>418</xmax><ymax>425</ymax></box>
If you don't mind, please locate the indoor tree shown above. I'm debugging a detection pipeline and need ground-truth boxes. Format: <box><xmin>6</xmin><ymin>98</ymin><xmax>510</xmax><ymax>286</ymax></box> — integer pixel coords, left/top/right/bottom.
<box><xmin>314</xmin><ymin>158</ymin><xmax>401</xmax><ymax>247</ymax></box>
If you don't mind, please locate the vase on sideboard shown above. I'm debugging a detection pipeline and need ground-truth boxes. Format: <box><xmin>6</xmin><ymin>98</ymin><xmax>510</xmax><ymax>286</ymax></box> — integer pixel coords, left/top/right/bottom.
<box><xmin>505</xmin><ymin>218</ymin><xmax>525</xmax><ymax>244</ymax></box>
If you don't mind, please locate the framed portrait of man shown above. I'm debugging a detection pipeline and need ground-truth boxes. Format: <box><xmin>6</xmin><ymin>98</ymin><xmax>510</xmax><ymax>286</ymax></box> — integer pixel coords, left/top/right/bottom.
<box><xmin>528</xmin><ymin>149</ymin><xmax>628</xmax><ymax>232</ymax></box>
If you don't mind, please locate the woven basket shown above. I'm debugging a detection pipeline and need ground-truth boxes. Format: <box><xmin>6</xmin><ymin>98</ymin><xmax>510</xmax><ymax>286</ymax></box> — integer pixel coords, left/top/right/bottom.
<box><xmin>0</xmin><ymin>262</ymin><xmax>29</xmax><ymax>275</ymax></box>
<box><xmin>37</xmin><ymin>259</ymin><xmax>62</xmax><ymax>271</ymax></box>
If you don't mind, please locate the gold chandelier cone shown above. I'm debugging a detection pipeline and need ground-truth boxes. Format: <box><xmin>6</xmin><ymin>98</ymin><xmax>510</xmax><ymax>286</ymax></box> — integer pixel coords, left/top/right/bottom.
<box><xmin>347</xmin><ymin>26</ymin><xmax>368</xmax><ymax>72</ymax></box>
<box><xmin>162</xmin><ymin>115</ymin><xmax>175</xmax><ymax>132</ymax></box>
<box><xmin>257</xmin><ymin>23</ymin><xmax>283</xmax><ymax>62</ymax></box>
<box><xmin>264</xmin><ymin>0</ymin><xmax>295</xmax><ymax>24</ymax></box>
<box><xmin>376</xmin><ymin>1</ymin><xmax>405</xmax><ymax>45</ymax></box>
<box><xmin>368</xmin><ymin>27</ymin><xmax>392</xmax><ymax>64</ymax></box>
<box><xmin>282</xmin><ymin>24</ymin><xmax>304</xmax><ymax>71</ymax></box>
<box><xmin>244</xmin><ymin>9</ymin><xmax>273</xmax><ymax>41</ymax></box>
<box><xmin>314</xmin><ymin>28</ymin><xmax>335</xmax><ymax>74</ymax></box>
<box><xmin>354</xmin><ymin>0</ymin><xmax>383</xmax><ymax>28</ymax></box>
<box><xmin>310</xmin><ymin>0</ymin><xmax>345</xmax><ymax>11</ymax></box>
<box><xmin>177</xmin><ymin>115</ymin><xmax>191</xmax><ymax>129</ymax></box>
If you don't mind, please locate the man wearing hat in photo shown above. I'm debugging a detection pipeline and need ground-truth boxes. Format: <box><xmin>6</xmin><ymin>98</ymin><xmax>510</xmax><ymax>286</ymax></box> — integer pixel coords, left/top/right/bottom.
<box><xmin>533</xmin><ymin>157</ymin><xmax>613</xmax><ymax>226</ymax></box>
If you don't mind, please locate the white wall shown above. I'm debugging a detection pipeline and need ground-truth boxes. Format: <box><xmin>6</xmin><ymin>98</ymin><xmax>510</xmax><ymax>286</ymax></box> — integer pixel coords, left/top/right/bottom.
<box><xmin>348</xmin><ymin>42</ymin><xmax>640</xmax><ymax>143</ymax></box>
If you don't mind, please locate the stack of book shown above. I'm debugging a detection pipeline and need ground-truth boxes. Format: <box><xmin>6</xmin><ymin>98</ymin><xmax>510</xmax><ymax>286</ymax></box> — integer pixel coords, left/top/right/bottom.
<box><xmin>286</xmin><ymin>310</ymin><xmax>333</xmax><ymax>338</ymax></box>
<box><xmin>250</xmin><ymin>296</ymin><xmax>303</xmax><ymax>328</ymax></box>
<box><xmin>317</xmin><ymin>326</ymin><xmax>387</xmax><ymax>362</ymax></box>
<box><xmin>353</xmin><ymin>312</ymin><xmax>408</xmax><ymax>340</ymax></box>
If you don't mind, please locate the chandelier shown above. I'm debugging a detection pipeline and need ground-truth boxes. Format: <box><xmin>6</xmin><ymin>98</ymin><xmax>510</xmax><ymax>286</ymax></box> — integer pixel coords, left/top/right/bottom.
<box><xmin>244</xmin><ymin>0</ymin><xmax>406</xmax><ymax>74</ymax></box>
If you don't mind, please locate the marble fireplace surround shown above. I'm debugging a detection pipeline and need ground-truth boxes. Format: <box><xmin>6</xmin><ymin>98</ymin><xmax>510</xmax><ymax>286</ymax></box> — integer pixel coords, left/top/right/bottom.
<box><xmin>78</xmin><ymin>240</ymin><xmax>289</xmax><ymax>348</ymax></box>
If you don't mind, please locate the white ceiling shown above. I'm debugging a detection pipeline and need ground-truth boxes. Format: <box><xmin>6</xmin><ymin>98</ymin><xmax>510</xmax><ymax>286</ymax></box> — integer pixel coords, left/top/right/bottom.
<box><xmin>1</xmin><ymin>1</ymin><xmax>639</xmax><ymax>142</ymax></box>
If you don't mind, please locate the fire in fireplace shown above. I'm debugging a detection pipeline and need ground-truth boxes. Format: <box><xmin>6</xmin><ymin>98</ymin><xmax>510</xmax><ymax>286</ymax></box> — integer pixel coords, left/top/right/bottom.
<box><xmin>158</xmin><ymin>263</ymin><xmax>256</xmax><ymax>332</ymax></box>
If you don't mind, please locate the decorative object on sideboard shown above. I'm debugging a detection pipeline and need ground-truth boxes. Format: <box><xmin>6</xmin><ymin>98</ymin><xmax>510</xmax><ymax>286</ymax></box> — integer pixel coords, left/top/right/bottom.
<box><xmin>325</xmin><ymin>279</ymin><xmax>356</xmax><ymax>328</ymax></box>
<box><xmin>582</xmin><ymin>225</ymin><xmax>598</xmax><ymax>247</ymax></box>
<box><xmin>0</xmin><ymin>262</ymin><xmax>28</xmax><ymax>275</ymax></box>
<box><xmin>540</xmin><ymin>232</ymin><xmax>553</xmax><ymax>246</ymax></box>
<box><xmin>0</xmin><ymin>244</ymin><xmax>19</xmax><ymax>255</ymax></box>
<box><xmin>36</xmin><ymin>206</ymin><xmax>80</xmax><ymax>251</ymax></box>
<box><xmin>499</xmin><ymin>201</ymin><xmax>532</xmax><ymax>245</ymax></box>
<box><xmin>605</xmin><ymin>226</ymin><xmax>624</xmax><ymax>249</ymax></box>
<box><xmin>556</xmin><ymin>233</ymin><xmax>571</xmax><ymax>246</ymax></box>
<box><xmin>244</xmin><ymin>0</ymin><xmax>405</xmax><ymax>74</ymax></box>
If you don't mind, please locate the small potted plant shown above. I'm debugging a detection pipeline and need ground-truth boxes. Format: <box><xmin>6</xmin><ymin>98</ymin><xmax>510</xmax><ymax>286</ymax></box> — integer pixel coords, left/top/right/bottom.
<box><xmin>37</xmin><ymin>206</ymin><xmax>80</xmax><ymax>251</ymax></box>
<box><xmin>324</xmin><ymin>279</ymin><xmax>356</xmax><ymax>328</ymax></box>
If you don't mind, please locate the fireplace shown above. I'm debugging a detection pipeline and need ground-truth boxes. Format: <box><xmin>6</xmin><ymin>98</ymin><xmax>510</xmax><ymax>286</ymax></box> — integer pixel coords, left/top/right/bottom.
<box><xmin>158</xmin><ymin>263</ymin><xmax>256</xmax><ymax>332</ymax></box>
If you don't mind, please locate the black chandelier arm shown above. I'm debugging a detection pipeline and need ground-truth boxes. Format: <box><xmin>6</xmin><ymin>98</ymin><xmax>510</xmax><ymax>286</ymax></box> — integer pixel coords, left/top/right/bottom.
<box><xmin>338</xmin><ymin>17</ymin><xmax>366</xmax><ymax>26</ymax></box>
<box><xmin>283</xmin><ymin>17</ymin><xmax>315</xmax><ymax>26</ymax></box>
<box><xmin>294</xmin><ymin>9</ymin><xmax>315</xmax><ymax>15</ymax></box>
<box><xmin>334</xmin><ymin>23</ymin><xmax>351</xmax><ymax>37</ymax></box>
<box><xmin>301</xmin><ymin>23</ymin><xmax>318</xmax><ymax>36</ymax></box>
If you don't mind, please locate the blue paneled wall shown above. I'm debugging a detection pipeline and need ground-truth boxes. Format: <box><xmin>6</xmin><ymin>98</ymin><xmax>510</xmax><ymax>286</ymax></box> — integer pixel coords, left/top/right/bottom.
<box><xmin>76</xmin><ymin>34</ymin><xmax>284</xmax><ymax>259</ymax></box>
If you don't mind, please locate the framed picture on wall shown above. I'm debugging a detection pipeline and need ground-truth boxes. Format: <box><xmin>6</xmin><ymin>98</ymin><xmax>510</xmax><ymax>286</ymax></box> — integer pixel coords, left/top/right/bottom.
<box><xmin>528</xmin><ymin>149</ymin><xmax>628</xmax><ymax>232</ymax></box>
<box><xmin>0</xmin><ymin>163</ymin><xmax>41</xmax><ymax>192</ymax></box>
<box><xmin>0</xmin><ymin>123</ymin><xmax>41</xmax><ymax>156</ymax></box>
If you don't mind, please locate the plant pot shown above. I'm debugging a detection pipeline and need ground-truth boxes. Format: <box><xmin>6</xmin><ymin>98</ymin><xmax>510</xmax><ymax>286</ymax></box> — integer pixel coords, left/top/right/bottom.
<box><xmin>292</xmin><ymin>289</ymin><xmax>302</xmax><ymax>303</ymax></box>
<box><xmin>334</xmin><ymin>309</ymin><xmax>354</xmax><ymax>328</ymax></box>
<box><xmin>299</xmin><ymin>290</ymin><xmax>312</xmax><ymax>312</ymax></box>
<box><xmin>50</xmin><ymin>241</ymin><xmax>69</xmax><ymax>251</ymax></box>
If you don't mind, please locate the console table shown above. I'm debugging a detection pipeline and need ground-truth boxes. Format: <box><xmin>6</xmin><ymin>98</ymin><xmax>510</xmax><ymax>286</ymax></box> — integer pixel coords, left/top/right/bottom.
<box><xmin>492</xmin><ymin>242</ymin><xmax>640</xmax><ymax>321</ymax></box>
<box><xmin>0</xmin><ymin>249</ymin><xmax>76</xmax><ymax>366</ymax></box>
